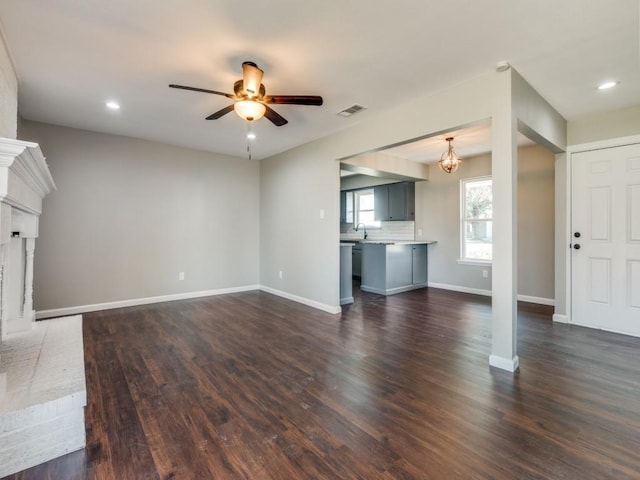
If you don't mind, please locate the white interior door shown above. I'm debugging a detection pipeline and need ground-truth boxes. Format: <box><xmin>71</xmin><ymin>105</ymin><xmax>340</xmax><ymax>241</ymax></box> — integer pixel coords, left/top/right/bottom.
<box><xmin>571</xmin><ymin>143</ymin><xmax>640</xmax><ymax>336</ymax></box>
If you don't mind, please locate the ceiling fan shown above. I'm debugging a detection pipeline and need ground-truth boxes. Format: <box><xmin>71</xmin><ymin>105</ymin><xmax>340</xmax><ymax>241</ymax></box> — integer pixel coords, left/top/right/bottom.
<box><xmin>169</xmin><ymin>61</ymin><xmax>323</xmax><ymax>126</ymax></box>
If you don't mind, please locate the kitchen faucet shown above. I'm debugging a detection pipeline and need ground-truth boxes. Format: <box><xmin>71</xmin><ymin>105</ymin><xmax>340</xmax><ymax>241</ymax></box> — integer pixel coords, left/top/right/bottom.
<box><xmin>354</xmin><ymin>223</ymin><xmax>368</xmax><ymax>239</ymax></box>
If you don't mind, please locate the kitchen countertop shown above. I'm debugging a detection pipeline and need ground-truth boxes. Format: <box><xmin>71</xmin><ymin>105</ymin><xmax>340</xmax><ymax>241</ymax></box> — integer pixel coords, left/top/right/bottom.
<box><xmin>340</xmin><ymin>240</ymin><xmax>437</xmax><ymax>245</ymax></box>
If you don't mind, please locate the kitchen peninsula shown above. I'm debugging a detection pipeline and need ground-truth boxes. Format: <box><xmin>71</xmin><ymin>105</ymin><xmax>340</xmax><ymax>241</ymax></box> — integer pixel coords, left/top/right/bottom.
<box><xmin>360</xmin><ymin>240</ymin><xmax>436</xmax><ymax>295</ymax></box>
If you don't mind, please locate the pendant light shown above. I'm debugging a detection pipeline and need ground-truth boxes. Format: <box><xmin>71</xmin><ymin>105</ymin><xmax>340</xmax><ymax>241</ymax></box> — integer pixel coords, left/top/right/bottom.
<box><xmin>439</xmin><ymin>137</ymin><xmax>462</xmax><ymax>173</ymax></box>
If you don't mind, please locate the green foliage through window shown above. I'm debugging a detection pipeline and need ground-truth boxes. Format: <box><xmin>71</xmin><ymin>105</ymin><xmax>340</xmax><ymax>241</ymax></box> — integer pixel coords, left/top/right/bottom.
<box><xmin>461</xmin><ymin>177</ymin><xmax>492</xmax><ymax>261</ymax></box>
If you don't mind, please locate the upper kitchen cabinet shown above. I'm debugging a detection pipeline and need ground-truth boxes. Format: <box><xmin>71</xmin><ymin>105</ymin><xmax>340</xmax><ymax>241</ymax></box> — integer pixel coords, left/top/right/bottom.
<box><xmin>374</xmin><ymin>182</ymin><xmax>415</xmax><ymax>221</ymax></box>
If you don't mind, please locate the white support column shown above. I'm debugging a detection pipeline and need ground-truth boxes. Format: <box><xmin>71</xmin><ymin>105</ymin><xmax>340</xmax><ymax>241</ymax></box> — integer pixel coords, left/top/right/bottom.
<box><xmin>23</xmin><ymin>237</ymin><xmax>36</xmax><ymax>325</ymax></box>
<box><xmin>0</xmin><ymin>243</ymin><xmax>7</xmax><ymax>398</ymax></box>
<box><xmin>0</xmin><ymin>243</ymin><xmax>7</xmax><ymax>340</ymax></box>
<box><xmin>489</xmin><ymin>71</ymin><xmax>519</xmax><ymax>372</ymax></box>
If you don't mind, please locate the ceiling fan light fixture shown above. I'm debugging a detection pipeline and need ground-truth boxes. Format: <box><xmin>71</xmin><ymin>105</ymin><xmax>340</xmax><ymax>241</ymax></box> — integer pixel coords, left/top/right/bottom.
<box><xmin>234</xmin><ymin>100</ymin><xmax>266</xmax><ymax>121</ymax></box>
<box><xmin>241</xmin><ymin>61</ymin><xmax>264</xmax><ymax>98</ymax></box>
<box><xmin>439</xmin><ymin>137</ymin><xmax>462</xmax><ymax>174</ymax></box>
<box><xmin>170</xmin><ymin>61</ymin><xmax>322</xmax><ymax>127</ymax></box>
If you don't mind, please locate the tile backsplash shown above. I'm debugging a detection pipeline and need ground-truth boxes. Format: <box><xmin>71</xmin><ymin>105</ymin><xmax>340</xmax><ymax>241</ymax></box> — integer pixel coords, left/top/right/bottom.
<box><xmin>340</xmin><ymin>221</ymin><xmax>415</xmax><ymax>241</ymax></box>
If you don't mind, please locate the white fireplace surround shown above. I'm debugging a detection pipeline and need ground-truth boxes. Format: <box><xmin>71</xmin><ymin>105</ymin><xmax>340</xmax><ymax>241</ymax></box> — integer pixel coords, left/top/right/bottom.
<box><xmin>0</xmin><ymin>137</ymin><xmax>56</xmax><ymax>395</ymax></box>
<box><xmin>0</xmin><ymin>138</ymin><xmax>83</xmax><ymax>478</ymax></box>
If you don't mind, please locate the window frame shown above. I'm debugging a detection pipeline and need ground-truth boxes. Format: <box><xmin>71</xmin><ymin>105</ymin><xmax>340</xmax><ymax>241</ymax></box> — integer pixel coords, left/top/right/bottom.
<box><xmin>353</xmin><ymin>188</ymin><xmax>381</xmax><ymax>229</ymax></box>
<box><xmin>459</xmin><ymin>176</ymin><xmax>493</xmax><ymax>265</ymax></box>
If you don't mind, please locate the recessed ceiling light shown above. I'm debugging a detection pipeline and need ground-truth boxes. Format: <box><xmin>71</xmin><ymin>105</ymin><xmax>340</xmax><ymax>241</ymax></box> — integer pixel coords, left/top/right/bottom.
<box><xmin>597</xmin><ymin>81</ymin><xmax>619</xmax><ymax>90</ymax></box>
<box><xmin>105</xmin><ymin>101</ymin><xmax>120</xmax><ymax>110</ymax></box>
<box><xmin>247</xmin><ymin>132</ymin><xmax>256</xmax><ymax>140</ymax></box>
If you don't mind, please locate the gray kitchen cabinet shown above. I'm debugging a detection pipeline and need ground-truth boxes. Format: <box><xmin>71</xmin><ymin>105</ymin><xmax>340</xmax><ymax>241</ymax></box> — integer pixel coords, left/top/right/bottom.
<box><xmin>412</xmin><ymin>244</ymin><xmax>428</xmax><ymax>284</ymax></box>
<box><xmin>340</xmin><ymin>244</ymin><xmax>354</xmax><ymax>305</ymax></box>
<box><xmin>373</xmin><ymin>184</ymin><xmax>389</xmax><ymax>221</ymax></box>
<box><xmin>361</xmin><ymin>242</ymin><xmax>430</xmax><ymax>295</ymax></box>
<box><xmin>385</xmin><ymin>245</ymin><xmax>413</xmax><ymax>289</ymax></box>
<box><xmin>352</xmin><ymin>243</ymin><xmax>362</xmax><ymax>277</ymax></box>
<box><xmin>374</xmin><ymin>182</ymin><xmax>415</xmax><ymax>221</ymax></box>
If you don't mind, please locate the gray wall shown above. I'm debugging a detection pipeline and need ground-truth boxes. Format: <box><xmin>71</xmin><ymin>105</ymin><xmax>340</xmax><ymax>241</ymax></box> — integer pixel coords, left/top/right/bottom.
<box><xmin>0</xmin><ymin>29</ymin><xmax>17</xmax><ymax>139</ymax></box>
<box><xmin>568</xmin><ymin>106</ymin><xmax>640</xmax><ymax>145</ymax></box>
<box><xmin>259</xmin><ymin>145</ymin><xmax>341</xmax><ymax>307</ymax></box>
<box><xmin>552</xmin><ymin>105</ymin><xmax>640</xmax><ymax>318</ymax></box>
<box><xmin>260</xmin><ymin>71</ymin><xmax>566</xmax><ymax>311</ymax></box>
<box><xmin>260</xmin><ymin>72</ymin><xmax>498</xmax><ymax>310</ymax></box>
<box><xmin>415</xmin><ymin>144</ymin><xmax>555</xmax><ymax>300</ymax></box>
<box><xmin>21</xmin><ymin>121</ymin><xmax>260</xmax><ymax>311</ymax></box>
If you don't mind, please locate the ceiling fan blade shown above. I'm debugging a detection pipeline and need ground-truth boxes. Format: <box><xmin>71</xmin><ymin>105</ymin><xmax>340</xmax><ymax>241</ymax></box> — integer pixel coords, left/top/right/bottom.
<box><xmin>264</xmin><ymin>95</ymin><xmax>323</xmax><ymax>106</ymax></box>
<box><xmin>241</xmin><ymin>62</ymin><xmax>264</xmax><ymax>98</ymax></box>
<box><xmin>206</xmin><ymin>104</ymin><xmax>235</xmax><ymax>120</ymax></box>
<box><xmin>169</xmin><ymin>84</ymin><xmax>234</xmax><ymax>99</ymax></box>
<box><xmin>264</xmin><ymin>105</ymin><xmax>288</xmax><ymax>126</ymax></box>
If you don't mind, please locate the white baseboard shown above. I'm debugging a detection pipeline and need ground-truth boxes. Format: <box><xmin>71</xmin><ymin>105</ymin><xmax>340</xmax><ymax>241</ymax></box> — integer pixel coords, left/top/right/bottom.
<box><xmin>35</xmin><ymin>285</ymin><xmax>260</xmax><ymax>319</ymax></box>
<box><xmin>568</xmin><ymin>320</ymin><xmax>640</xmax><ymax>338</ymax></box>
<box><xmin>259</xmin><ymin>285</ymin><xmax>341</xmax><ymax>315</ymax></box>
<box><xmin>428</xmin><ymin>282</ymin><xmax>491</xmax><ymax>297</ymax></box>
<box><xmin>361</xmin><ymin>283</ymin><xmax>428</xmax><ymax>296</ymax></box>
<box><xmin>517</xmin><ymin>295</ymin><xmax>555</xmax><ymax>306</ymax></box>
<box><xmin>552</xmin><ymin>313</ymin><xmax>569</xmax><ymax>324</ymax></box>
<box><xmin>427</xmin><ymin>282</ymin><xmax>555</xmax><ymax>306</ymax></box>
<box><xmin>489</xmin><ymin>354</ymin><xmax>520</xmax><ymax>372</ymax></box>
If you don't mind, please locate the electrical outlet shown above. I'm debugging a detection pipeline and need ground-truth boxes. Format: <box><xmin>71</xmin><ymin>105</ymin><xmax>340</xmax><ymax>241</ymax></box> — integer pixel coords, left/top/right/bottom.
<box><xmin>319</xmin><ymin>209</ymin><xmax>325</xmax><ymax>219</ymax></box>
<box><xmin>482</xmin><ymin>269</ymin><xmax>488</xmax><ymax>278</ymax></box>
<box><xmin>279</xmin><ymin>270</ymin><xmax>283</xmax><ymax>279</ymax></box>
<box><xmin>178</xmin><ymin>272</ymin><xmax>185</xmax><ymax>281</ymax></box>
<box><xmin>418</xmin><ymin>228</ymin><xmax>423</xmax><ymax>237</ymax></box>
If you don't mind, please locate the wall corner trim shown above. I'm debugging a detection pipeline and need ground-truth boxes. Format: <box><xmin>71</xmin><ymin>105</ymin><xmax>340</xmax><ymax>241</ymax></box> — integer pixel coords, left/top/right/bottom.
<box><xmin>259</xmin><ymin>285</ymin><xmax>341</xmax><ymax>315</ymax></box>
<box><xmin>35</xmin><ymin>285</ymin><xmax>260</xmax><ymax>319</ymax></box>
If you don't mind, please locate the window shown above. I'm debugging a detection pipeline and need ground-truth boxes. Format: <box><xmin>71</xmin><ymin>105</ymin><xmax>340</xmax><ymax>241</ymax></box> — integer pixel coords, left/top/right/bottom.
<box><xmin>355</xmin><ymin>189</ymin><xmax>379</xmax><ymax>227</ymax></box>
<box><xmin>461</xmin><ymin>177</ymin><xmax>492</xmax><ymax>262</ymax></box>
<box><xmin>345</xmin><ymin>189</ymin><xmax>381</xmax><ymax>228</ymax></box>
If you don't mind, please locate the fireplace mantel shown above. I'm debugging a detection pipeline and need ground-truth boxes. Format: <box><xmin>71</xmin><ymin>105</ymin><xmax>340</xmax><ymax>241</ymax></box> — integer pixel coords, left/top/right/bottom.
<box><xmin>0</xmin><ymin>138</ymin><xmax>56</xmax><ymax>342</ymax></box>
<box><xmin>0</xmin><ymin>138</ymin><xmax>56</xmax><ymax>216</ymax></box>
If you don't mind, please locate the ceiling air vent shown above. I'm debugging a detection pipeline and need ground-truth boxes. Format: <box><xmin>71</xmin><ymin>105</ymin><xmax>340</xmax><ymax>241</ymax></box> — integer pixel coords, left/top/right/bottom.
<box><xmin>337</xmin><ymin>104</ymin><xmax>366</xmax><ymax>117</ymax></box>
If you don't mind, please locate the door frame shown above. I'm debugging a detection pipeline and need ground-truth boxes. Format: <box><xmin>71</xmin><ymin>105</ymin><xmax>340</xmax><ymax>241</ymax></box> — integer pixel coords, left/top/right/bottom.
<box><xmin>563</xmin><ymin>133</ymin><xmax>640</xmax><ymax>325</ymax></box>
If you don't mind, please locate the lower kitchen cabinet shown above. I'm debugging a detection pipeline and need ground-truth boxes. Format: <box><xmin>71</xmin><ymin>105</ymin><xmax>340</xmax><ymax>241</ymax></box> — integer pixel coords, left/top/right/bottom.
<box><xmin>412</xmin><ymin>244</ymin><xmax>428</xmax><ymax>284</ymax></box>
<box><xmin>360</xmin><ymin>243</ymin><xmax>429</xmax><ymax>295</ymax></box>
<box><xmin>352</xmin><ymin>243</ymin><xmax>362</xmax><ymax>278</ymax></box>
<box><xmin>340</xmin><ymin>244</ymin><xmax>354</xmax><ymax>305</ymax></box>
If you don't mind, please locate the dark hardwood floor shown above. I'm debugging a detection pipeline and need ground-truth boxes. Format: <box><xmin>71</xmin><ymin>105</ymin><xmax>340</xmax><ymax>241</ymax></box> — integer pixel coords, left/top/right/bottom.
<box><xmin>5</xmin><ymin>286</ymin><xmax>640</xmax><ymax>479</ymax></box>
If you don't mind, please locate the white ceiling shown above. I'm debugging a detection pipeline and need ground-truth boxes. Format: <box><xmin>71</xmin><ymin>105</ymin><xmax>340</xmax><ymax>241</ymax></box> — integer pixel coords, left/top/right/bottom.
<box><xmin>379</xmin><ymin>122</ymin><xmax>535</xmax><ymax>165</ymax></box>
<box><xmin>1</xmin><ymin>1</ymin><xmax>638</xmax><ymax>160</ymax></box>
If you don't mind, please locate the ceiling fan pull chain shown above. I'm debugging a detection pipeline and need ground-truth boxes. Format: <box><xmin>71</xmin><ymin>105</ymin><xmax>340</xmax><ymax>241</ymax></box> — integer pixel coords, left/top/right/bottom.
<box><xmin>246</xmin><ymin>123</ymin><xmax>252</xmax><ymax>161</ymax></box>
